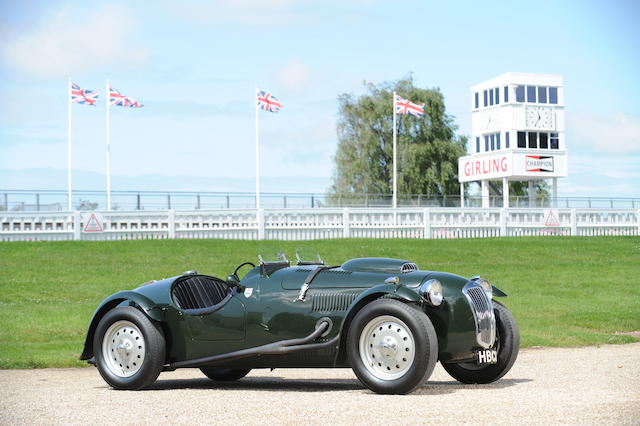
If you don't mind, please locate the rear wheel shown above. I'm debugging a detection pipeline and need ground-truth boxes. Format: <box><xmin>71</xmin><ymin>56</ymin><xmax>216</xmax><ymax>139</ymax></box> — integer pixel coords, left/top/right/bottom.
<box><xmin>200</xmin><ymin>367</ymin><xmax>251</xmax><ymax>381</ymax></box>
<box><xmin>347</xmin><ymin>299</ymin><xmax>438</xmax><ymax>394</ymax></box>
<box><xmin>93</xmin><ymin>306</ymin><xmax>166</xmax><ymax>390</ymax></box>
<box><xmin>442</xmin><ymin>301</ymin><xmax>519</xmax><ymax>384</ymax></box>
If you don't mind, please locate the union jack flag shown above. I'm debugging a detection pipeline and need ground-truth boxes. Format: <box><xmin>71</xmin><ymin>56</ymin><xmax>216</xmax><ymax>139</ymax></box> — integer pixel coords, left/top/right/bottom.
<box><xmin>257</xmin><ymin>90</ymin><xmax>282</xmax><ymax>113</ymax></box>
<box><xmin>109</xmin><ymin>86</ymin><xmax>143</xmax><ymax>108</ymax></box>
<box><xmin>395</xmin><ymin>95</ymin><xmax>425</xmax><ymax>117</ymax></box>
<box><xmin>70</xmin><ymin>82</ymin><xmax>99</xmax><ymax>106</ymax></box>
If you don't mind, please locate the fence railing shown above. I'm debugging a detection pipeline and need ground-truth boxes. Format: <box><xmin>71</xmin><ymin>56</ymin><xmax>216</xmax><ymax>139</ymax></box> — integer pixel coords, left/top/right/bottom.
<box><xmin>2</xmin><ymin>208</ymin><xmax>638</xmax><ymax>242</ymax></box>
<box><xmin>2</xmin><ymin>190</ymin><xmax>639</xmax><ymax>211</ymax></box>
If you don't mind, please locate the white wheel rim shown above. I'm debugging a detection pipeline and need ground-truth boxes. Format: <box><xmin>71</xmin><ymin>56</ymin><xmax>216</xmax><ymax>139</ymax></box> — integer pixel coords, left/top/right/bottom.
<box><xmin>358</xmin><ymin>315</ymin><xmax>415</xmax><ymax>381</ymax></box>
<box><xmin>101</xmin><ymin>320</ymin><xmax>145</xmax><ymax>377</ymax></box>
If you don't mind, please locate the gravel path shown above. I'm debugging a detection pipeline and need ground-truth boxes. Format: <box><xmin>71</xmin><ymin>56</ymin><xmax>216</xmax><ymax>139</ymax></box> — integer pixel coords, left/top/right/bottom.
<box><xmin>1</xmin><ymin>343</ymin><xmax>639</xmax><ymax>425</ymax></box>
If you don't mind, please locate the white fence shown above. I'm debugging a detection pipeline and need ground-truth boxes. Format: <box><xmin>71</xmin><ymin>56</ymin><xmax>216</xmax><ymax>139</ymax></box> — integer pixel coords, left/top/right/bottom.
<box><xmin>1</xmin><ymin>208</ymin><xmax>639</xmax><ymax>242</ymax></box>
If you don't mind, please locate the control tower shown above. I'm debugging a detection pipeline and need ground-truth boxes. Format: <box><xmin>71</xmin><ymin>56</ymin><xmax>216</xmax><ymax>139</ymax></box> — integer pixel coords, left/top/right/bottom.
<box><xmin>458</xmin><ymin>72</ymin><xmax>567</xmax><ymax>207</ymax></box>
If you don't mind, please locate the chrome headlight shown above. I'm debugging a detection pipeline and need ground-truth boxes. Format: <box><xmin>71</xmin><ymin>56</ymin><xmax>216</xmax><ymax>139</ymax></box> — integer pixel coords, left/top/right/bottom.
<box><xmin>477</xmin><ymin>278</ymin><xmax>493</xmax><ymax>298</ymax></box>
<box><xmin>419</xmin><ymin>279</ymin><xmax>443</xmax><ymax>306</ymax></box>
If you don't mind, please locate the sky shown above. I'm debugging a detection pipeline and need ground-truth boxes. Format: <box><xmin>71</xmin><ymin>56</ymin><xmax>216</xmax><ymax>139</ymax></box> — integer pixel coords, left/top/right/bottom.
<box><xmin>0</xmin><ymin>0</ymin><xmax>639</xmax><ymax>197</ymax></box>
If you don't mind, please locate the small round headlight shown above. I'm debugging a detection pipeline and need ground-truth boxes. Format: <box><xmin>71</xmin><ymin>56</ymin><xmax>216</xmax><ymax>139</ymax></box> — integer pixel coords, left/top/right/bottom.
<box><xmin>477</xmin><ymin>278</ymin><xmax>492</xmax><ymax>297</ymax></box>
<box><xmin>419</xmin><ymin>279</ymin><xmax>443</xmax><ymax>306</ymax></box>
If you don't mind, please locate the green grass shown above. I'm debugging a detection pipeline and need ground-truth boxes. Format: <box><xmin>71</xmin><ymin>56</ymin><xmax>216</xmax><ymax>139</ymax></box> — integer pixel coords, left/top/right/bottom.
<box><xmin>1</xmin><ymin>237</ymin><xmax>639</xmax><ymax>368</ymax></box>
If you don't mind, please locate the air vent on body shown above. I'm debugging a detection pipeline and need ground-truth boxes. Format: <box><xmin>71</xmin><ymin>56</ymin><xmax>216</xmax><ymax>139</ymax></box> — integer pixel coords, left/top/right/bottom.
<box><xmin>312</xmin><ymin>292</ymin><xmax>359</xmax><ymax>312</ymax></box>
<box><xmin>400</xmin><ymin>263</ymin><xmax>418</xmax><ymax>273</ymax></box>
<box><xmin>295</xmin><ymin>267</ymin><xmax>351</xmax><ymax>275</ymax></box>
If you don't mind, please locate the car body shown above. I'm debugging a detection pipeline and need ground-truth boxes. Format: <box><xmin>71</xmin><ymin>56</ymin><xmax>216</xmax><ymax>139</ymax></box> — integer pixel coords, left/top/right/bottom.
<box><xmin>81</xmin><ymin>256</ymin><xmax>519</xmax><ymax>394</ymax></box>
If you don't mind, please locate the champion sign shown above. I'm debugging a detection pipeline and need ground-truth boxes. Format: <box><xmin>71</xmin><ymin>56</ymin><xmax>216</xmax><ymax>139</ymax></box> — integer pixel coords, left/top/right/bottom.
<box><xmin>526</xmin><ymin>155</ymin><xmax>554</xmax><ymax>172</ymax></box>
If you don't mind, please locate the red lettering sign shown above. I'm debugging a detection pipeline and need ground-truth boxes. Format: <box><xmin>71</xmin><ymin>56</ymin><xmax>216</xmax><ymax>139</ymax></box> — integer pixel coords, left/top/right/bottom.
<box><xmin>460</xmin><ymin>156</ymin><xmax>510</xmax><ymax>181</ymax></box>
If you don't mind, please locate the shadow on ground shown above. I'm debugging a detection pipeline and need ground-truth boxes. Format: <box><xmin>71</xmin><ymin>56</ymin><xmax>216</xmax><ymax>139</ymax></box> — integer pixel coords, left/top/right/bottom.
<box><xmin>136</xmin><ymin>376</ymin><xmax>532</xmax><ymax>394</ymax></box>
<box><xmin>146</xmin><ymin>376</ymin><xmax>362</xmax><ymax>392</ymax></box>
<box><xmin>412</xmin><ymin>378</ymin><xmax>532</xmax><ymax>396</ymax></box>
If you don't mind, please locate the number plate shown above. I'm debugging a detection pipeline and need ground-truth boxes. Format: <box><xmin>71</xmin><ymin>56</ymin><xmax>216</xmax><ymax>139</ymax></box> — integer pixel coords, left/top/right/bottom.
<box><xmin>477</xmin><ymin>349</ymin><xmax>498</xmax><ymax>364</ymax></box>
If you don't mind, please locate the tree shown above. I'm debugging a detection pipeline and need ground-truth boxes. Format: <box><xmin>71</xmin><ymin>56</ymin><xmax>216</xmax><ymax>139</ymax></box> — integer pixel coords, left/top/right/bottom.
<box><xmin>76</xmin><ymin>199</ymin><xmax>98</xmax><ymax>210</ymax></box>
<box><xmin>330</xmin><ymin>76</ymin><xmax>467</xmax><ymax>198</ymax></box>
<box><xmin>488</xmin><ymin>180</ymin><xmax>551</xmax><ymax>204</ymax></box>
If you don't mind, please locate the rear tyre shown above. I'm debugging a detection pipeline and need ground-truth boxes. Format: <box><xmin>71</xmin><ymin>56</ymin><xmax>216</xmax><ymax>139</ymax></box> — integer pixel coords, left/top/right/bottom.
<box><xmin>347</xmin><ymin>299</ymin><xmax>438</xmax><ymax>394</ymax></box>
<box><xmin>200</xmin><ymin>367</ymin><xmax>251</xmax><ymax>381</ymax></box>
<box><xmin>442</xmin><ymin>301</ymin><xmax>519</xmax><ymax>384</ymax></box>
<box><xmin>93</xmin><ymin>306</ymin><xmax>166</xmax><ymax>390</ymax></box>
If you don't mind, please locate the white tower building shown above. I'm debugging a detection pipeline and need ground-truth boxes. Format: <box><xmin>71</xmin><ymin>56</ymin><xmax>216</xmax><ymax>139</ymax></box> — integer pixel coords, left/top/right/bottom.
<box><xmin>458</xmin><ymin>72</ymin><xmax>567</xmax><ymax>207</ymax></box>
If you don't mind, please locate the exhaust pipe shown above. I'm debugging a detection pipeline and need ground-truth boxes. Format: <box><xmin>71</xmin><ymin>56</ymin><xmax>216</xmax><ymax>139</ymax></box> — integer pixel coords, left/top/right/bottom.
<box><xmin>170</xmin><ymin>321</ymin><xmax>336</xmax><ymax>369</ymax></box>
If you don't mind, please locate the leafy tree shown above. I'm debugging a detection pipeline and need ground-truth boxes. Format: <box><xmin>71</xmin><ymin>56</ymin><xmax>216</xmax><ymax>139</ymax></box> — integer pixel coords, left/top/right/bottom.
<box><xmin>330</xmin><ymin>76</ymin><xmax>467</xmax><ymax>198</ymax></box>
<box><xmin>76</xmin><ymin>199</ymin><xmax>98</xmax><ymax>210</ymax></box>
<box><xmin>488</xmin><ymin>180</ymin><xmax>551</xmax><ymax>204</ymax></box>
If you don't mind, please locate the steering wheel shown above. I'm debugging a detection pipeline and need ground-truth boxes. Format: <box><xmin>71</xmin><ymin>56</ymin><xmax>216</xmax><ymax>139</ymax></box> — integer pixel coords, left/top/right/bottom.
<box><xmin>233</xmin><ymin>262</ymin><xmax>255</xmax><ymax>277</ymax></box>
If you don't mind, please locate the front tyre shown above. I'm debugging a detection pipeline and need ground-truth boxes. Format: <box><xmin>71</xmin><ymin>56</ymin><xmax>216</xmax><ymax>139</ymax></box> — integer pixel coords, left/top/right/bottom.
<box><xmin>200</xmin><ymin>367</ymin><xmax>251</xmax><ymax>381</ymax></box>
<box><xmin>347</xmin><ymin>299</ymin><xmax>438</xmax><ymax>394</ymax></box>
<box><xmin>442</xmin><ymin>301</ymin><xmax>519</xmax><ymax>384</ymax></box>
<box><xmin>93</xmin><ymin>306</ymin><xmax>166</xmax><ymax>390</ymax></box>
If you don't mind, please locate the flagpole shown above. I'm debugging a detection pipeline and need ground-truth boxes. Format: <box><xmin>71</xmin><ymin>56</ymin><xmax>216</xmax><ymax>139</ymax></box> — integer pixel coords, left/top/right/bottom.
<box><xmin>67</xmin><ymin>77</ymin><xmax>73</xmax><ymax>211</ymax></box>
<box><xmin>392</xmin><ymin>91</ymin><xmax>397</xmax><ymax>209</ymax></box>
<box><xmin>106</xmin><ymin>79</ymin><xmax>112</xmax><ymax>211</ymax></box>
<box><xmin>255</xmin><ymin>85</ymin><xmax>260</xmax><ymax>210</ymax></box>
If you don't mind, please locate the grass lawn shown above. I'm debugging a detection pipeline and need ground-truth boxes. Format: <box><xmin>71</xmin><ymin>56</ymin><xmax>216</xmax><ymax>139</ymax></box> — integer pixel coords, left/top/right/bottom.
<box><xmin>1</xmin><ymin>236</ymin><xmax>639</xmax><ymax>368</ymax></box>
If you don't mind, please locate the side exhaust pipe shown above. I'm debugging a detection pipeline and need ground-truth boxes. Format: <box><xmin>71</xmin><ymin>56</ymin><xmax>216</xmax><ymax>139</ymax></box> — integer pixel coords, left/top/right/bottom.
<box><xmin>170</xmin><ymin>321</ymin><xmax>337</xmax><ymax>369</ymax></box>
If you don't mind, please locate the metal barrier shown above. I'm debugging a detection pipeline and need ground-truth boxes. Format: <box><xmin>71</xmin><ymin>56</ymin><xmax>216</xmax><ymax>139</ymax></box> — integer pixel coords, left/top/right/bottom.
<box><xmin>2</xmin><ymin>189</ymin><xmax>639</xmax><ymax>211</ymax></box>
<box><xmin>2</xmin><ymin>208</ymin><xmax>638</xmax><ymax>242</ymax></box>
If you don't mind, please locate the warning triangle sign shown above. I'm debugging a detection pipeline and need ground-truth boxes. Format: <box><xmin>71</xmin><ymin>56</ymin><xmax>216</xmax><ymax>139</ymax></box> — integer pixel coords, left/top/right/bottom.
<box><xmin>83</xmin><ymin>213</ymin><xmax>104</xmax><ymax>232</ymax></box>
<box><xmin>544</xmin><ymin>209</ymin><xmax>560</xmax><ymax>227</ymax></box>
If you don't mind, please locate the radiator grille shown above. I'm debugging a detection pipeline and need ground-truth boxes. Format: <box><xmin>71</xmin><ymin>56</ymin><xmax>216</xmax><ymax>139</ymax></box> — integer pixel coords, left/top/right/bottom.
<box><xmin>463</xmin><ymin>284</ymin><xmax>496</xmax><ymax>348</ymax></box>
<box><xmin>311</xmin><ymin>292</ymin><xmax>359</xmax><ymax>312</ymax></box>
<box><xmin>172</xmin><ymin>276</ymin><xmax>230</xmax><ymax>310</ymax></box>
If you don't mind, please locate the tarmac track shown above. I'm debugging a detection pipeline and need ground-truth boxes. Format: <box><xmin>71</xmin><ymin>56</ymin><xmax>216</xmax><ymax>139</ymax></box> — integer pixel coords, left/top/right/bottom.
<box><xmin>1</xmin><ymin>343</ymin><xmax>639</xmax><ymax>425</ymax></box>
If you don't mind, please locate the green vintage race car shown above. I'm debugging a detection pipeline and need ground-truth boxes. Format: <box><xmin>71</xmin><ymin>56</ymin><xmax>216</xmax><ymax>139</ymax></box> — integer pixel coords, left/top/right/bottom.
<box><xmin>80</xmin><ymin>255</ymin><xmax>519</xmax><ymax>394</ymax></box>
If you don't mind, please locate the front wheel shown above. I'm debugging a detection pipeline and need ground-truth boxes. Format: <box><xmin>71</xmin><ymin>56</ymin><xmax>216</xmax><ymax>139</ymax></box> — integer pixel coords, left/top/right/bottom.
<box><xmin>93</xmin><ymin>306</ymin><xmax>166</xmax><ymax>390</ymax></box>
<box><xmin>347</xmin><ymin>299</ymin><xmax>438</xmax><ymax>394</ymax></box>
<box><xmin>442</xmin><ymin>301</ymin><xmax>519</xmax><ymax>384</ymax></box>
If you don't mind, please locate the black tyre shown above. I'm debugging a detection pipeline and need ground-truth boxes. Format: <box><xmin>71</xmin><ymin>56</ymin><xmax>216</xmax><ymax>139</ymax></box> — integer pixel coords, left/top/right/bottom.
<box><xmin>347</xmin><ymin>298</ymin><xmax>438</xmax><ymax>394</ymax></box>
<box><xmin>200</xmin><ymin>367</ymin><xmax>251</xmax><ymax>381</ymax></box>
<box><xmin>93</xmin><ymin>306</ymin><xmax>166</xmax><ymax>390</ymax></box>
<box><xmin>442</xmin><ymin>301</ymin><xmax>519</xmax><ymax>384</ymax></box>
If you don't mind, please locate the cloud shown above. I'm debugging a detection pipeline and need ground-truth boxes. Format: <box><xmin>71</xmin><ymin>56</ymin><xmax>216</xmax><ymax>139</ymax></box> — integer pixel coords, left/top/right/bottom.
<box><xmin>142</xmin><ymin>100</ymin><xmax>250</xmax><ymax>118</ymax></box>
<box><xmin>1</xmin><ymin>5</ymin><xmax>148</xmax><ymax>77</ymax></box>
<box><xmin>278</xmin><ymin>60</ymin><xmax>310</xmax><ymax>93</ymax></box>
<box><xmin>569</xmin><ymin>113</ymin><xmax>640</xmax><ymax>154</ymax></box>
<box><xmin>569</xmin><ymin>154</ymin><xmax>640</xmax><ymax>180</ymax></box>
<box><xmin>0</xmin><ymin>125</ymin><xmax>64</xmax><ymax>146</ymax></box>
<box><xmin>558</xmin><ymin>180</ymin><xmax>637</xmax><ymax>199</ymax></box>
<box><xmin>561</xmin><ymin>153</ymin><xmax>640</xmax><ymax>198</ymax></box>
<box><xmin>168</xmin><ymin>0</ymin><xmax>302</xmax><ymax>26</ymax></box>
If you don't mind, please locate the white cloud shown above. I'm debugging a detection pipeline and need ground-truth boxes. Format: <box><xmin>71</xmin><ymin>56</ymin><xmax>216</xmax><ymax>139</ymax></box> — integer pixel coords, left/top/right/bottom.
<box><xmin>558</xmin><ymin>180</ymin><xmax>637</xmax><ymax>199</ymax></box>
<box><xmin>569</xmin><ymin>113</ymin><xmax>640</xmax><ymax>154</ymax></box>
<box><xmin>168</xmin><ymin>0</ymin><xmax>301</xmax><ymax>26</ymax></box>
<box><xmin>278</xmin><ymin>60</ymin><xmax>310</xmax><ymax>93</ymax></box>
<box><xmin>1</xmin><ymin>5</ymin><xmax>148</xmax><ymax>77</ymax></box>
<box><xmin>569</xmin><ymin>153</ymin><xmax>640</xmax><ymax>179</ymax></box>
<box><xmin>561</xmin><ymin>153</ymin><xmax>640</xmax><ymax>198</ymax></box>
